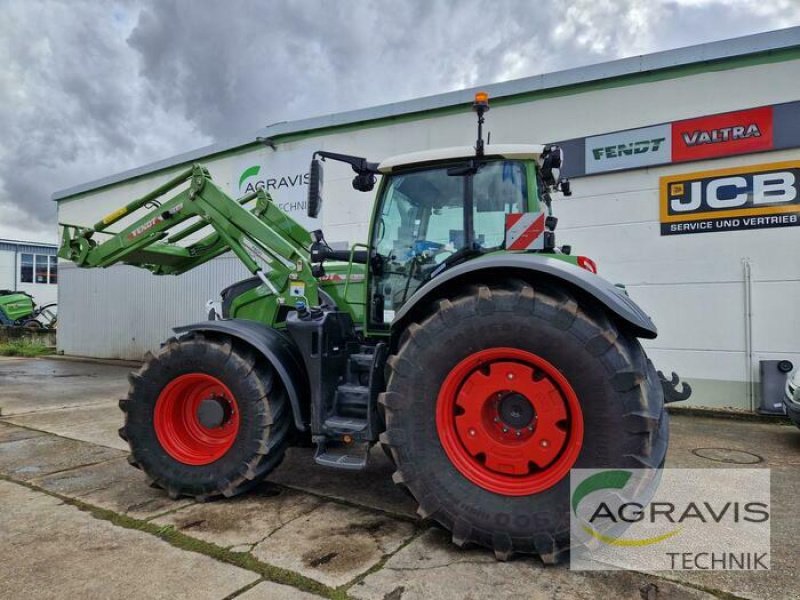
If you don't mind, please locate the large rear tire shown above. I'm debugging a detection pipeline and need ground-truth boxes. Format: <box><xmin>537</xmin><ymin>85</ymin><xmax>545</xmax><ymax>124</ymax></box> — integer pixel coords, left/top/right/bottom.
<box><xmin>119</xmin><ymin>333</ymin><xmax>290</xmax><ymax>500</ymax></box>
<box><xmin>380</xmin><ymin>282</ymin><xmax>667</xmax><ymax>562</ymax></box>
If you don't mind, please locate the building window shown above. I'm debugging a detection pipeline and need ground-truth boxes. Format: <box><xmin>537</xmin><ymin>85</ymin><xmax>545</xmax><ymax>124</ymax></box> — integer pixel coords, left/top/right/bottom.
<box><xmin>19</xmin><ymin>253</ymin><xmax>57</xmax><ymax>285</ymax></box>
<box><xmin>35</xmin><ymin>255</ymin><xmax>48</xmax><ymax>283</ymax></box>
<box><xmin>20</xmin><ymin>254</ymin><xmax>33</xmax><ymax>283</ymax></box>
<box><xmin>49</xmin><ymin>256</ymin><xmax>58</xmax><ymax>284</ymax></box>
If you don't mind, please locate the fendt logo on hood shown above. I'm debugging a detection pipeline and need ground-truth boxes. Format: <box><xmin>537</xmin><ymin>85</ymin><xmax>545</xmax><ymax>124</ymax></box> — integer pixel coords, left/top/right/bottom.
<box><xmin>673</xmin><ymin>106</ymin><xmax>773</xmax><ymax>162</ymax></box>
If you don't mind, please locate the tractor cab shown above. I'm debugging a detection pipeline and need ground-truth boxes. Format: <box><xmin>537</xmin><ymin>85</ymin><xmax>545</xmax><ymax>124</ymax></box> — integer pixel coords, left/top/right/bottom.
<box><xmin>369</xmin><ymin>145</ymin><xmax>544</xmax><ymax>324</ymax></box>
<box><xmin>307</xmin><ymin>92</ymin><xmax>574</xmax><ymax>330</ymax></box>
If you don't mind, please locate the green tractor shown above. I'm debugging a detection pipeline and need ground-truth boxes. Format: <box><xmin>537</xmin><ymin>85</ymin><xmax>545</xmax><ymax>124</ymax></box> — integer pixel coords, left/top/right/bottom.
<box><xmin>0</xmin><ymin>290</ymin><xmax>57</xmax><ymax>328</ymax></box>
<box><xmin>59</xmin><ymin>93</ymin><xmax>689</xmax><ymax>561</ymax></box>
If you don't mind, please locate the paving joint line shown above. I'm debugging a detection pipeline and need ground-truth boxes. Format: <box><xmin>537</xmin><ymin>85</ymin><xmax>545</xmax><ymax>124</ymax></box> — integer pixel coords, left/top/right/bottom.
<box><xmin>220</xmin><ymin>578</ymin><xmax>266</xmax><ymax>600</ymax></box>
<box><xmin>339</xmin><ymin>526</ymin><xmax>427</xmax><ymax>593</ymax></box>
<box><xmin>0</xmin><ymin>419</ymin><xmax>128</xmax><ymax>452</ymax></box>
<box><xmin>24</xmin><ymin>454</ymin><xmax>126</xmax><ymax>480</ymax></box>
<box><xmin>142</xmin><ymin>500</ymin><xmax>199</xmax><ymax>522</ymax></box>
<box><xmin>250</xmin><ymin>500</ymin><xmax>326</xmax><ymax>548</ymax></box>
<box><xmin>272</xmin><ymin>483</ymin><xmax>418</xmax><ymax>524</ymax></box>
<box><xmin>0</xmin><ymin>398</ymin><xmax>117</xmax><ymax>418</ymax></box>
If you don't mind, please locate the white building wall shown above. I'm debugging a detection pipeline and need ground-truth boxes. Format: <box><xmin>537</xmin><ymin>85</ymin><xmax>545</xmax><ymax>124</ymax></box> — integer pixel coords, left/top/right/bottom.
<box><xmin>0</xmin><ymin>250</ymin><xmax>14</xmax><ymax>290</ymax></box>
<box><xmin>56</xmin><ymin>57</ymin><xmax>800</xmax><ymax>409</ymax></box>
<box><xmin>555</xmin><ymin>148</ymin><xmax>800</xmax><ymax>410</ymax></box>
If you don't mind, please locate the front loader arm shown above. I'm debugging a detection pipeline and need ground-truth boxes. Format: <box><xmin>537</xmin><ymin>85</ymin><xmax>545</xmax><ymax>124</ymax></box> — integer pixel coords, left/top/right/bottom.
<box><xmin>59</xmin><ymin>164</ymin><xmax>318</xmax><ymax>301</ymax></box>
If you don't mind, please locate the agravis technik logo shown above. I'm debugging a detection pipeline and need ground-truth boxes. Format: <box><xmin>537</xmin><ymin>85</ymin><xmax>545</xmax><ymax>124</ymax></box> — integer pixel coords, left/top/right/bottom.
<box><xmin>570</xmin><ymin>468</ymin><xmax>771</xmax><ymax>571</ymax></box>
<box><xmin>571</xmin><ymin>470</ymin><xmax>681</xmax><ymax>547</ymax></box>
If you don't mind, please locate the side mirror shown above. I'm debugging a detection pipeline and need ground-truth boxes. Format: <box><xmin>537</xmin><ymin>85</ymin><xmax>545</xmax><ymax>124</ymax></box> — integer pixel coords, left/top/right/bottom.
<box><xmin>540</xmin><ymin>145</ymin><xmax>563</xmax><ymax>188</ymax></box>
<box><xmin>540</xmin><ymin>145</ymin><xmax>572</xmax><ymax>196</ymax></box>
<box><xmin>307</xmin><ymin>158</ymin><xmax>323</xmax><ymax>218</ymax></box>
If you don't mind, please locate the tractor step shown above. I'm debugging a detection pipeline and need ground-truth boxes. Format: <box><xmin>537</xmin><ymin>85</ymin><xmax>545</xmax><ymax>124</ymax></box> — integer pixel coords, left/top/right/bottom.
<box><xmin>324</xmin><ymin>415</ymin><xmax>368</xmax><ymax>433</ymax></box>
<box><xmin>334</xmin><ymin>383</ymin><xmax>370</xmax><ymax>417</ymax></box>
<box><xmin>314</xmin><ymin>440</ymin><xmax>370</xmax><ymax>470</ymax></box>
<box><xmin>349</xmin><ymin>352</ymin><xmax>374</xmax><ymax>372</ymax></box>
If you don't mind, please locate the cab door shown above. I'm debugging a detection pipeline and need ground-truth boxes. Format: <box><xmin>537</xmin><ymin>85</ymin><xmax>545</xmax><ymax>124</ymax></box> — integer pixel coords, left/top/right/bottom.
<box><xmin>366</xmin><ymin>159</ymin><xmax>532</xmax><ymax>331</ymax></box>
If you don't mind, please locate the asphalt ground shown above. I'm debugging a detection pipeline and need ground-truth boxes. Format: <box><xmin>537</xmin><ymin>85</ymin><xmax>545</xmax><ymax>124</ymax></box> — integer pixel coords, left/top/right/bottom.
<box><xmin>1</xmin><ymin>356</ymin><xmax>798</xmax><ymax>600</ymax></box>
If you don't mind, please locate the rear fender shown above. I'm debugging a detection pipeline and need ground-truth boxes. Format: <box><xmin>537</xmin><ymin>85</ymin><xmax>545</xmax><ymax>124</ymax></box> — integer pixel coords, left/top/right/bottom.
<box><xmin>393</xmin><ymin>253</ymin><xmax>658</xmax><ymax>339</ymax></box>
<box><xmin>174</xmin><ymin>319</ymin><xmax>309</xmax><ymax>431</ymax></box>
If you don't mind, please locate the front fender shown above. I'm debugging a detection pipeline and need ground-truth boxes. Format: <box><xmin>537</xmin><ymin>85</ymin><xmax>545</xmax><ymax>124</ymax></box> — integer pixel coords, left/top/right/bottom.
<box><xmin>393</xmin><ymin>254</ymin><xmax>658</xmax><ymax>339</ymax></box>
<box><xmin>174</xmin><ymin>319</ymin><xmax>309</xmax><ymax>431</ymax></box>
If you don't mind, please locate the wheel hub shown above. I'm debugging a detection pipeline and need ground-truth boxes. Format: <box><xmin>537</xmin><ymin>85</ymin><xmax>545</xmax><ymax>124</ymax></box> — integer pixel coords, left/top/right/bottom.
<box><xmin>436</xmin><ymin>348</ymin><xmax>584</xmax><ymax>496</ymax></box>
<box><xmin>497</xmin><ymin>392</ymin><xmax>535</xmax><ymax>429</ymax></box>
<box><xmin>196</xmin><ymin>395</ymin><xmax>231</xmax><ymax>429</ymax></box>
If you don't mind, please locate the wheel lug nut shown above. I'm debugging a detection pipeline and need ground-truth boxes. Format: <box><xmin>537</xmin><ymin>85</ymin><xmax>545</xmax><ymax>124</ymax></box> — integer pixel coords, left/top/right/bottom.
<box><xmin>527</xmin><ymin>425</ymin><xmax>533</xmax><ymax>431</ymax></box>
<box><xmin>493</xmin><ymin>417</ymin><xmax>500</xmax><ymax>423</ymax></box>
<box><xmin>468</xmin><ymin>428</ymin><xmax>477</xmax><ymax>437</ymax></box>
<box><xmin>502</xmin><ymin>427</ymin><xmax>509</xmax><ymax>433</ymax></box>
<box><xmin>506</xmin><ymin>372</ymin><xmax>514</xmax><ymax>380</ymax></box>
<box><xmin>540</xmin><ymin>439</ymin><xmax>549</xmax><ymax>448</ymax></box>
<box><xmin>515</xmin><ymin>430</ymin><xmax>521</xmax><ymax>437</ymax></box>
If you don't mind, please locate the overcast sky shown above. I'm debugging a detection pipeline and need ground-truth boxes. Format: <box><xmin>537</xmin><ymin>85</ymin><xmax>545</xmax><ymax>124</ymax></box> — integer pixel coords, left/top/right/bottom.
<box><xmin>1</xmin><ymin>0</ymin><xmax>798</xmax><ymax>242</ymax></box>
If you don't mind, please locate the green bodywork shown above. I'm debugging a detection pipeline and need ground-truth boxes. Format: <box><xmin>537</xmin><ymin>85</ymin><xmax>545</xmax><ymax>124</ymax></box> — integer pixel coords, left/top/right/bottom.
<box><xmin>59</xmin><ymin>159</ymin><xmax>577</xmax><ymax>334</ymax></box>
<box><xmin>0</xmin><ymin>292</ymin><xmax>35</xmax><ymax>324</ymax></box>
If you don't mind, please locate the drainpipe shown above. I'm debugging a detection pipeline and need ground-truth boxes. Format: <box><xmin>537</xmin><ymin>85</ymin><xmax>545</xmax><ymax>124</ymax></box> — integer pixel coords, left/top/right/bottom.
<box><xmin>742</xmin><ymin>258</ymin><xmax>754</xmax><ymax>411</ymax></box>
<box><xmin>13</xmin><ymin>242</ymin><xmax>18</xmax><ymax>292</ymax></box>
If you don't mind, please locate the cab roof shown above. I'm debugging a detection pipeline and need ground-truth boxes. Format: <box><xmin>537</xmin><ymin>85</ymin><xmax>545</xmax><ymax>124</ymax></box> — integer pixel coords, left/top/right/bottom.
<box><xmin>377</xmin><ymin>144</ymin><xmax>544</xmax><ymax>174</ymax></box>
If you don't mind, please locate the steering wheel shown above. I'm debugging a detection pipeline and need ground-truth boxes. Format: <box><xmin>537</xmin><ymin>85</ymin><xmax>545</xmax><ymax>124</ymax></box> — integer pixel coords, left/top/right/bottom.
<box><xmin>413</xmin><ymin>240</ymin><xmax>455</xmax><ymax>265</ymax></box>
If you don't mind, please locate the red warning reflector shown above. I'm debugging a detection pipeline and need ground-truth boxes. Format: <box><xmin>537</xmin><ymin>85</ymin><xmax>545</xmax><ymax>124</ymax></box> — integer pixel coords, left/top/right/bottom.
<box><xmin>505</xmin><ymin>212</ymin><xmax>546</xmax><ymax>251</ymax></box>
<box><xmin>577</xmin><ymin>255</ymin><xmax>598</xmax><ymax>273</ymax></box>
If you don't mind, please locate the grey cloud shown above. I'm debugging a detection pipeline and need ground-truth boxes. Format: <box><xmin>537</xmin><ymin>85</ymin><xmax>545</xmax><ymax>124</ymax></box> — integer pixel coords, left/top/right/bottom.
<box><xmin>0</xmin><ymin>0</ymin><xmax>797</xmax><ymax>241</ymax></box>
<box><xmin>0</xmin><ymin>0</ymin><xmax>206</xmax><ymax>241</ymax></box>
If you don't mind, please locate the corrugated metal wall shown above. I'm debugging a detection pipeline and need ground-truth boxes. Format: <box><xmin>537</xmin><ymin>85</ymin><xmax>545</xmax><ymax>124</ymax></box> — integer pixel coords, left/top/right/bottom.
<box><xmin>0</xmin><ymin>242</ymin><xmax>57</xmax><ymax>255</ymax></box>
<box><xmin>58</xmin><ymin>254</ymin><xmax>251</xmax><ymax>359</ymax></box>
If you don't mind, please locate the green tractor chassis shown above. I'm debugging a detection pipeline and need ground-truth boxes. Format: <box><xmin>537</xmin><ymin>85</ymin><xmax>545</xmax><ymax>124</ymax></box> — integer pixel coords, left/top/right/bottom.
<box><xmin>59</xmin><ymin>93</ymin><xmax>689</xmax><ymax>561</ymax></box>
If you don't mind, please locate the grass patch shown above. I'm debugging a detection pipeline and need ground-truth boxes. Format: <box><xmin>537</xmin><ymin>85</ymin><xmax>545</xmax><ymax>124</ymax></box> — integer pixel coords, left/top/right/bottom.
<box><xmin>0</xmin><ymin>341</ymin><xmax>53</xmax><ymax>357</ymax></box>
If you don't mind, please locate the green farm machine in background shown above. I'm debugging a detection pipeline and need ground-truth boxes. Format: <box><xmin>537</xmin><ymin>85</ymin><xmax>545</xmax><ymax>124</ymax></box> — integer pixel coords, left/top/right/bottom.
<box><xmin>0</xmin><ymin>290</ymin><xmax>57</xmax><ymax>328</ymax></box>
<box><xmin>59</xmin><ymin>93</ymin><xmax>689</xmax><ymax>561</ymax></box>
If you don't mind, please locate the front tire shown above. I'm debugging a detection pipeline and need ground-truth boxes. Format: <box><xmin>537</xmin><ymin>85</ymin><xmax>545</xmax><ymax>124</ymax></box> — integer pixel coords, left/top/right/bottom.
<box><xmin>380</xmin><ymin>282</ymin><xmax>667</xmax><ymax>561</ymax></box>
<box><xmin>120</xmin><ymin>333</ymin><xmax>290</xmax><ymax>500</ymax></box>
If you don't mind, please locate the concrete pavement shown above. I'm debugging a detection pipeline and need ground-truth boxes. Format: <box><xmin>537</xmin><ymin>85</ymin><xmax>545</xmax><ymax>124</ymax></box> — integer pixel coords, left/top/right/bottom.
<box><xmin>1</xmin><ymin>356</ymin><xmax>799</xmax><ymax>599</ymax></box>
<box><xmin>0</xmin><ymin>480</ymin><xmax>259</xmax><ymax>600</ymax></box>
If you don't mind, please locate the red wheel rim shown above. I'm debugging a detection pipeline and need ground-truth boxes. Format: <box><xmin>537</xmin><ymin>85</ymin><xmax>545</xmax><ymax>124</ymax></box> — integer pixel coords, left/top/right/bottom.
<box><xmin>154</xmin><ymin>373</ymin><xmax>240</xmax><ymax>466</ymax></box>
<box><xmin>436</xmin><ymin>348</ymin><xmax>583</xmax><ymax>496</ymax></box>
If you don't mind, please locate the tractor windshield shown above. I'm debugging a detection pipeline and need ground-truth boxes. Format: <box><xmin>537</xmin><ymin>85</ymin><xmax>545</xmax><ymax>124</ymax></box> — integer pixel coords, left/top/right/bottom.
<box><xmin>371</xmin><ymin>159</ymin><xmax>528</xmax><ymax>323</ymax></box>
